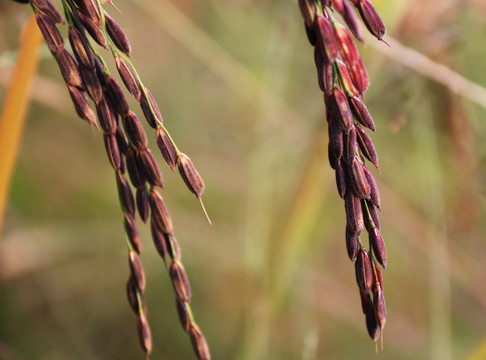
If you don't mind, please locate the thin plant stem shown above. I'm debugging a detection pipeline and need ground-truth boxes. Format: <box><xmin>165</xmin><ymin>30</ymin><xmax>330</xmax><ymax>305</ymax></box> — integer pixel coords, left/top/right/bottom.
<box><xmin>0</xmin><ymin>14</ymin><xmax>43</xmax><ymax>237</ymax></box>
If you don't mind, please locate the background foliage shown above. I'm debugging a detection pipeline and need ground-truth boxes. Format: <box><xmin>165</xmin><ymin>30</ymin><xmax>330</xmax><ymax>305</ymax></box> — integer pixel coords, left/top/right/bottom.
<box><xmin>1</xmin><ymin>0</ymin><xmax>486</xmax><ymax>359</ymax></box>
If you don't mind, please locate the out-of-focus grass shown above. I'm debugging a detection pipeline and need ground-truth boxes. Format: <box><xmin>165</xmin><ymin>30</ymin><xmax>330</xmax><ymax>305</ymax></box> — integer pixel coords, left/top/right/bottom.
<box><xmin>1</xmin><ymin>0</ymin><xmax>486</xmax><ymax>359</ymax></box>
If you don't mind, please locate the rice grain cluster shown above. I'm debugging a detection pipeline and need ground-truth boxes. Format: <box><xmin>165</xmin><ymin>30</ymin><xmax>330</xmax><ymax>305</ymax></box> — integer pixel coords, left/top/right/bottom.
<box><xmin>298</xmin><ymin>0</ymin><xmax>388</xmax><ymax>344</ymax></box>
<box><xmin>25</xmin><ymin>0</ymin><xmax>211</xmax><ymax>358</ymax></box>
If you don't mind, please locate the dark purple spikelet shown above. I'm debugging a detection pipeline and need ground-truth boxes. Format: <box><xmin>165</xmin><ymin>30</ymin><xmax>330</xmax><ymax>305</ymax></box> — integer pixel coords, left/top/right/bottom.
<box><xmin>345</xmin><ymin>192</ymin><xmax>364</xmax><ymax>233</ymax></box>
<box><xmin>136</xmin><ymin>187</ymin><xmax>149</xmax><ymax>223</ymax></box>
<box><xmin>140</xmin><ymin>89</ymin><xmax>163</xmax><ymax>128</ymax></box>
<box><xmin>103</xmin><ymin>133</ymin><xmax>121</xmax><ymax>170</ymax></box>
<box><xmin>188</xmin><ymin>324</ymin><xmax>211</xmax><ymax>360</ymax></box>
<box><xmin>105</xmin><ymin>75</ymin><xmax>130</xmax><ymax>116</ymax></box>
<box><xmin>315</xmin><ymin>13</ymin><xmax>338</xmax><ymax>62</ymax></box>
<box><xmin>345</xmin><ymin>225</ymin><xmax>359</xmax><ymax>261</ymax></box>
<box><xmin>115</xmin><ymin>55</ymin><xmax>141</xmax><ymax>100</ymax></box>
<box><xmin>77</xmin><ymin>12</ymin><xmax>107</xmax><ymax>49</ymax></box>
<box><xmin>335</xmin><ymin>158</ymin><xmax>347</xmax><ymax>199</ymax></box>
<box><xmin>329</xmin><ymin>87</ymin><xmax>354</xmax><ymax>132</ymax></box>
<box><xmin>156</xmin><ymin>128</ymin><xmax>178</xmax><ymax>171</ymax></box>
<box><xmin>35</xmin><ymin>12</ymin><xmax>64</xmax><ymax>53</ymax></box>
<box><xmin>357</xmin><ymin>0</ymin><xmax>386</xmax><ymax>41</ymax></box>
<box><xmin>124</xmin><ymin>213</ymin><xmax>142</xmax><ymax>253</ymax></box>
<box><xmin>169</xmin><ymin>260</ymin><xmax>192</xmax><ymax>302</ymax></box>
<box><xmin>104</xmin><ymin>12</ymin><xmax>131</xmax><ymax>56</ymax></box>
<box><xmin>68</xmin><ymin>26</ymin><xmax>95</xmax><ymax>69</ymax></box>
<box><xmin>370</xmin><ymin>226</ymin><xmax>387</xmax><ymax>269</ymax></box>
<box><xmin>149</xmin><ymin>188</ymin><xmax>173</xmax><ymax>235</ymax></box>
<box><xmin>355</xmin><ymin>249</ymin><xmax>373</xmax><ymax>291</ymax></box>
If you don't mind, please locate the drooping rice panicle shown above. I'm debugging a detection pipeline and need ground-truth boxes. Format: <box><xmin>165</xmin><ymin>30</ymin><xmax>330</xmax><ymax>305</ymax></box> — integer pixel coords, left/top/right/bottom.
<box><xmin>298</xmin><ymin>0</ymin><xmax>388</xmax><ymax>345</ymax></box>
<box><xmin>25</xmin><ymin>0</ymin><xmax>211</xmax><ymax>357</ymax></box>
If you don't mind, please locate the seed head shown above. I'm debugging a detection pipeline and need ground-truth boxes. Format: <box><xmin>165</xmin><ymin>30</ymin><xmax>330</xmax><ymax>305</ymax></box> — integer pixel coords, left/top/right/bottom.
<box><xmin>341</xmin><ymin>0</ymin><xmax>364</xmax><ymax>42</ymax></box>
<box><xmin>104</xmin><ymin>12</ymin><xmax>132</xmax><ymax>56</ymax></box>
<box><xmin>357</xmin><ymin>0</ymin><xmax>386</xmax><ymax>41</ymax></box>
<box><xmin>103</xmin><ymin>133</ymin><xmax>121</xmax><ymax>170</ymax></box>
<box><xmin>148</xmin><ymin>188</ymin><xmax>173</xmax><ymax>235</ymax></box>
<box><xmin>349</xmin><ymin>96</ymin><xmax>375</xmax><ymax>131</ymax></box>
<box><xmin>370</xmin><ymin>226</ymin><xmax>387</xmax><ymax>269</ymax></box>
<box><xmin>35</xmin><ymin>12</ymin><xmax>64</xmax><ymax>53</ymax></box>
<box><xmin>359</xmin><ymin>288</ymin><xmax>371</xmax><ymax>313</ymax></box>
<box><xmin>315</xmin><ymin>49</ymin><xmax>333</xmax><ymax>94</ymax></box>
<box><xmin>328</xmin><ymin>143</ymin><xmax>337</xmax><ymax>170</ymax></box>
<box><xmin>169</xmin><ymin>259</ymin><xmax>192</xmax><ymax>302</ymax></box>
<box><xmin>56</xmin><ymin>49</ymin><xmax>82</xmax><ymax>88</ymax></box>
<box><xmin>73</xmin><ymin>0</ymin><xmax>102</xmax><ymax>27</ymax></box>
<box><xmin>344</xmin><ymin>126</ymin><xmax>357</xmax><ymax>166</ymax></box>
<box><xmin>349</xmin><ymin>157</ymin><xmax>371</xmax><ymax>199</ymax></box>
<box><xmin>329</xmin><ymin>87</ymin><xmax>354</xmax><ymax>132</ymax></box>
<box><xmin>328</xmin><ymin>113</ymin><xmax>344</xmax><ymax>159</ymax></box>
<box><xmin>156</xmin><ymin>128</ymin><xmax>178</xmax><ymax>171</ymax></box>
<box><xmin>176</xmin><ymin>299</ymin><xmax>191</xmax><ymax>332</ymax></box>
<box><xmin>129</xmin><ymin>250</ymin><xmax>146</xmax><ymax>291</ymax></box>
<box><xmin>140</xmin><ymin>89</ymin><xmax>163</xmax><ymax>128</ymax></box>
<box><xmin>136</xmin><ymin>188</ymin><xmax>149</xmax><ymax>223</ymax></box>
<box><xmin>137</xmin><ymin>312</ymin><xmax>152</xmax><ymax>355</ymax></box>
<box><xmin>150</xmin><ymin>216</ymin><xmax>167</xmax><ymax>260</ymax></box>
<box><xmin>126</xmin><ymin>276</ymin><xmax>146</xmax><ymax>314</ymax></box>
<box><xmin>344</xmin><ymin>192</ymin><xmax>363</xmax><ymax>232</ymax></box>
<box><xmin>356</xmin><ymin>125</ymin><xmax>379</xmax><ymax>168</ymax></box>
<box><xmin>77</xmin><ymin>13</ymin><xmax>107</xmax><ymax>49</ymax></box>
<box><xmin>334</xmin><ymin>24</ymin><xmax>360</xmax><ymax>68</ymax></box>
<box><xmin>124</xmin><ymin>213</ymin><xmax>142</xmax><ymax>253</ymax></box>
<box><xmin>315</xmin><ymin>13</ymin><xmax>338</xmax><ymax>62</ymax></box>
<box><xmin>122</xmin><ymin>111</ymin><xmax>148</xmax><ymax>150</ymax></box>
<box><xmin>126</xmin><ymin>147</ymin><xmax>146</xmax><ymax>189</ymax></box>
<box><xmin>349</xmin><ymin>57</ymin><xmax>369</xmax><ymax>94</ymax></box>
<box><xmin>33</xmin><ymin>0</ymin><xmax>64</xmax><ymax>25</ymax></box>
<box><xmin>362</xmin><ymin>166</ymin><xmax>380</xmax><ymax>209</ymax></box>
<box><xmin>362</xmin><ymin>200</ymin><xmax>380</xmax><ymax>231</ymax></box>
<box><xmin>137</xmin><ymin>149</ymin><xmax>163</xmax><ymax>188</ymax></box>
<box><xmin>115</xmin><ymin>55</ymin><xmax>141</xmax><ymax>100</ymax></box>
<box><xmin>115</xmin><ymin>126</ymin><xmax>129</xmax><ymax>154</ymax></box>
<box><xmin>365</xmin><ymin>300</ymin><xmax>380</xmax><ymax>342</ymax></box>
<box><xmin>355</xmin><ymin>249</ymin><xmax>373</xmax><ymax>291</ymax></box>
<box><xmin>105</xmin><ymin>75</ymin><xmax>129</xmax><ymax>116</ymax></box>
<box><xmin>336</xmin><ymin>60</ymin><xmax>359</xmax><ymax>97</ymax></box>
<box><xmin>335</xmin><ymin>158</ymin><xmax>347</xmax><ymax>199</ymax></box>
<box><xmin>96</xmin><ymin>97</ymin><xmax>117</xmax><ymax>134</ymax></box>
<box><xmin>373</xmin><ymin>286</ymin><xmax>386</xmax><ymax>329</ymax></box>
<box><xmin>80</xmin><ymin>66</ymin><xmax>103</xmax><ymax>103</ymax></box>
<box><xmin>189</xmin><ymin>324</ymin><xmax>211</xmax><ymax>360</ymax></box>
<box><xmin>116</xmin><ymin>171</ymin><xmax>136</xmax><ymax>218</ymax></box>
<box><xmin>177</xmin><ymin>153</ymin><xmax>205</xmax><ymax>199</ymax></box>
<box><xmin>345</xmin><ymin>225</ymin><xmax>359</xmax><ymax>261</ymax></box>
<box><xmin>68</xmin><ymin>26</ymin><xmax>95</xmax><ymax>69</ymax></box>
<box><xmin>298</xmin><ymin>0</ymin><xmax>316</xmax><ymax>28</ymax></box>
<box><xmin>67</xmin><ymin>85</ymin><xmax>97</xmax><ymax>126</ymax></box>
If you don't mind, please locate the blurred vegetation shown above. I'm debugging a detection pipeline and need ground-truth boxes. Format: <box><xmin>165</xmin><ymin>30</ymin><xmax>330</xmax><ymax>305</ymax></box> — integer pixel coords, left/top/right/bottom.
<box><xmin>1</xmin><ymin>0</ymin><xmax>486</xmax><ymax>359</ymax></box>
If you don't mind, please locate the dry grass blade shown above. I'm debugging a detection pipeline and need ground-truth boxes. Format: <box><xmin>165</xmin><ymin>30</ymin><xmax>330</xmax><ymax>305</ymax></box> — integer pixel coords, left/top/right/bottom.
<box><xmin>0</xmin><ymin>14</ymin><xmax>43</xmax><ymax>236</ymax></box>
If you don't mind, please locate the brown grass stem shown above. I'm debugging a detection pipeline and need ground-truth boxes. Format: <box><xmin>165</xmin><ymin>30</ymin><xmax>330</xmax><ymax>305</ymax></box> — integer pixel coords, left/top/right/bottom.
<box><xmin>0</xmin><ymin>14</ymin><xmax>43</xmax><ymax>237</ymax></box>
<box><xmin>370</xmin><ymin>36</ymin><xmax>486</xmax><ymax>111</ymax></box>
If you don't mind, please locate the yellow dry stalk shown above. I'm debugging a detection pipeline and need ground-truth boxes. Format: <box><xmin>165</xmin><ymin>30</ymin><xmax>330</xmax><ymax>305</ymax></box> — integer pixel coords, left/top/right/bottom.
<box><xmin>0</xmin><ymin>14</ymin><xmax>43</xmax><ymax>237</ymax></box>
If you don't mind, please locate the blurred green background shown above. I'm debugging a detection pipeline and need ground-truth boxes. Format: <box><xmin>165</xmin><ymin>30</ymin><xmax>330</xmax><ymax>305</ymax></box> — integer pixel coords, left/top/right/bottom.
<box><xmin>1</xmin><ymin>0</ymin><xmax>486</xmax><ymax>359</ymax></box>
